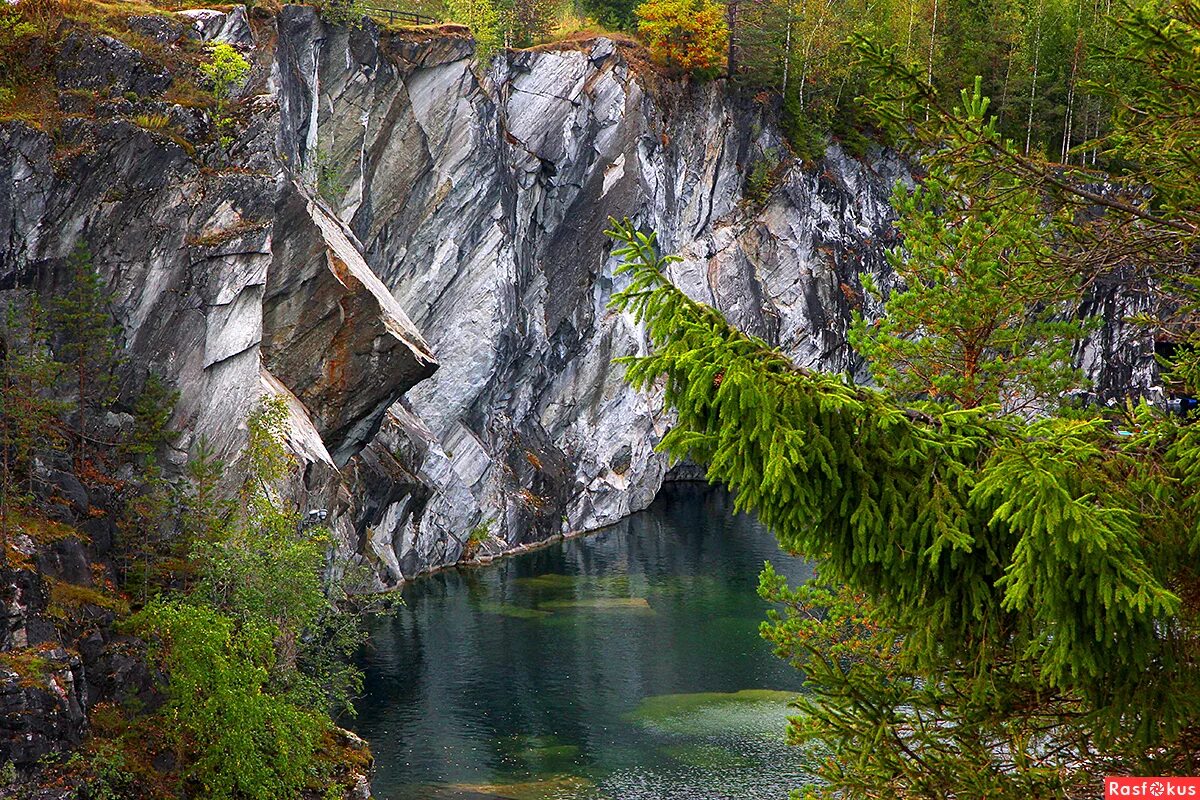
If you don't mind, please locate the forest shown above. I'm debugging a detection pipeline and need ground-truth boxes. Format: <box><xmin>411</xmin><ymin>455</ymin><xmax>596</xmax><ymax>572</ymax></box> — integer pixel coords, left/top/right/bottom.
<box><xmin>427</xmin><ymin>0</ymin><xmax>1133</xmax><ymax>163</ymax></box>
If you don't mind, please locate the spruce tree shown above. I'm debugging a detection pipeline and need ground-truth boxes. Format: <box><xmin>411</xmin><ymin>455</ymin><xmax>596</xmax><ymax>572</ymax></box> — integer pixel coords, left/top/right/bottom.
<box><xmin>118</xmin><ymin>373</ymin><xmax>180</xmax><ymax>600</ymax></box>
<box><xmin>52</xmin><ymin>243</ymin><xmax>121</xmax><ymax>474</ymax></box>
<box><xmin>0</xmin><ymin>297</ymin><xmax>66</xmax><ymax>535</ymax></box>
<box><xmin>607</xmin><ymin>209</ymin><xmax>1199</xmax><ymax>794</ymax></box>
<box><xmin>850</xmin><ymin>89</ymin><xmax>1089</xmax><ymax>412</ymax></box>
<box><xmin>604</xmin><ymin>6</ymin><xmax>1200</xmax><ymax>791</ymax></box>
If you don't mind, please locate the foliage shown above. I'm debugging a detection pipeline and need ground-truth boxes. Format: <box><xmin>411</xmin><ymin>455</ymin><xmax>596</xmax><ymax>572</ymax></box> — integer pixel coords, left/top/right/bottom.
<box><xmin>743</xmin><ymin>148</ymin><xmax>782</xmax><ymax>208</ymax></box>
<box><xmin>635</xmin><ymin>0</ymin><xmax>728</xmax><ymax>78</ymax></box>
<box><xmin>118</xmin><ymin>373</ymin><xmax>180</xmax><ymax>600</ymax></box>
<box><xmin>318</xmin><ymin>0</ymin><xmax>368</xmax><ymax>28</ymax></box>
<box><xmin>463</xmin><ymin>519</ymin><xmax>491</xmax><ymax>559</ymax></box>
<box><xmin>850</xmin><ymin>85</ymin><xmax>1089</xmax><ymax>411</ymax></box>
<box><xmin>0</xmin><ymin>5</ymin><xmax>35</xmax><ymax>90</ymax></box>
<box><xmin>51</xmin><ymin>243</ymin><xmax>121</xmax><ymax>473</ymax></box>
<box><xmin>129</xmin><ymin>599</ymin><xmax>326</xmax><ymax>800</ymax></box>
<box><xmin>131</xmin><ymin>113</ymin><xmax>172</xmax><ymax>131</ymax></box>
<box><xmin>125</xmin><ymin>373</ymin><xmax>180</xmax><ymax>463</ymax></box>
<box><xmin>0</xmin><ymin>297</ymin><xmax>66</xmax><ymax>528</ymax></box>
<box><xmin>605</xmin><ymin>210</ymin><xmax>1200</xmax><ymax>794</ymax></box>
<box><xmin>313</xmin><ymin>147</ymin><xmax>346</xmax><ymax>207</ymax></box>
<box><xmin>507</xmin><ymin>0</ymin><xmax>559</xmax><ymax>45</ymax></box>
<box><xmin>191</xmin><ymin>399</ymin><xmax>327</xmax><ymax>681</ymax></box>
<box><xmin>1101</xmin><ymin>0</ymin><xmax>1200</xmax><ymax>225</ymax></box>
<box><xmin>582</xmin><ymin>0</ymin><xmax>639</xmax><ymax>31</ymax></box>
<box><xmin>446</xmin><ymin>0</ymin><xmax>505</xmax><ymax>63</ymax></box>
<box><xmin>727</xmin><ymin>0</ymin><xmax>1134</xmax><ymax>168</ymax></box>
<box><xmin>182</xmin><ymin>433</ymin><xmax>230</xmax><ymax>553</ymax></box>
<box><xmin>200</xmin><ymin>43</ymin><xmax>250</xmax><ymax>104</ymax></box>
<box><xmin>63</xmin><ymin>737</ymin><xmax>134</xmax><ymax>800</ymax></box>
<box><xmin>126</xmin><ymin>395</ymin><xmax>379</xmax><ymax>796</ymax></box>
<box><xmin>200</xmin><ymin>43</ymin><xmax>250</xmax><ymax>144</ymax></box>
<box><xmin>780</xmin><ymin>92</ymin><xmax>827</xmax><ymax>161</ymax></box>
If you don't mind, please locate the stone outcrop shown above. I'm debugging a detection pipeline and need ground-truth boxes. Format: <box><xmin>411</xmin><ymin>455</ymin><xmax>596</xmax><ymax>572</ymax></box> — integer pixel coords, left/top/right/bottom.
<box><xmin>278</xmin><ymin>10</ymin><xmax>1157</xmax><ymax>583</ymax></box>
<box><xmin>1</xmin><ymin>5</ymin><xmax>1158</xmax><ymax>596</ymax></box>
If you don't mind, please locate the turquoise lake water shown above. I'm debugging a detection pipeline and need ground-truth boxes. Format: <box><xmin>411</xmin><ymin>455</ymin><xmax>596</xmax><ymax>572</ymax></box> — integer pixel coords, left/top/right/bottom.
<box><xmin>352</xmin><ymin>484</ymin><xmax>815</xmax><ymax>800</ymax></box>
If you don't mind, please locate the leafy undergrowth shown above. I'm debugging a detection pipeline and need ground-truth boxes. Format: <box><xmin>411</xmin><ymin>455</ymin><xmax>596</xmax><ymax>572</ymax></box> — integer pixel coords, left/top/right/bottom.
<box><xmin>45</xmin><ymin>575</ymin><xmax>130</xmax><ymax>622</ymax></box>
<box><xmin>0</xmin><ymin>0</ymin><xmax>216</xmax><ymax>132</ymax></box>
<box><xmin>0</xmin><ymin>644</ymin><xmax>60</xmax><ymax>689</ymax></box>
<box><xmin>36</xmin><ymin>701</ymin><xmax>373</xmax><ymax>800</ymax></box>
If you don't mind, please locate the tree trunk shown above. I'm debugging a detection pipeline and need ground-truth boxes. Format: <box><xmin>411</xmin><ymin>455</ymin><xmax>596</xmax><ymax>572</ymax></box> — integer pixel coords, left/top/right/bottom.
<box><xmin>781</xmin><ymin>0</ymin><xmax>793</xmax><ymax>95</ymax></box>
<box><xmin>1025</xmin><ymin>13</ymin><xmax>1042</xmax><ymax>157</ymax></box>
<box><xmin>727</xmin><ymin>0</ymin><xmax>739</xmax><ymax>77</ymax></box>
<box><xmin>926</xmin><ymin>0</ymin><xmax>938</xmax><ymax>120</ymax></box>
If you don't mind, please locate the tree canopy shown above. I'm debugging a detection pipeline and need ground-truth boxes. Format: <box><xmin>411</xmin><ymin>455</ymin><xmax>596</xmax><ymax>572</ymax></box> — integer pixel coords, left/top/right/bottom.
<box><xmin>604</xmin><ymin>3</ymin><xmax>1200</xmax><ymax>794</ymax></box>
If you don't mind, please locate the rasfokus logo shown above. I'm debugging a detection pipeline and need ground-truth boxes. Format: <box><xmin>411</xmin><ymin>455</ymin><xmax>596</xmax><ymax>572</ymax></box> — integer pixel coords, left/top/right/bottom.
<box><xmin>1107</xmin><ymin>778</ymin><xmax>1200</xmax><ymax>798</ymax></box>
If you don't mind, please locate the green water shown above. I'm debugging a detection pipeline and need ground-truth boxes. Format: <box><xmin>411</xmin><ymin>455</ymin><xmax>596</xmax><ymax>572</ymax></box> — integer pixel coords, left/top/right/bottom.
<box><xmin>353</xmin><ymin>485</ymin><xmax>816</xmax><ymax>799</ymax></box>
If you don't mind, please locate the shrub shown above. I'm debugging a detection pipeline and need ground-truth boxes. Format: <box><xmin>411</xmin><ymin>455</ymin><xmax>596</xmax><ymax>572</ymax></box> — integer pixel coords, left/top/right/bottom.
<box><xmin>744</xmin><ymin>148</ymin><xmax>782</xmax><ymax>208</ymax></box>
<box><xmin>313</xmin><ymin>147</ymin><xmax>345</xmax><ymax>205</ymax></box>
<box><xmin>199</xmin><ymin>43</ymin><xmax>249</xmax><ymax>144</ymax></box>
<box><xmin>15</xmin><ymin>0</ymin><xmax>65</xmax><ymax>40</ymax></box>
<box><xmin>463</xmin><ymin>520</ymin><xmax>491</xmax><ymax>559</ymax></box>
<box><xmin>445</xmin><ymin>0</ymin><xmax>504</xmax><ymax>63</ymax></box>
<box><xmin>129</xmin><ymin>600</ymin><xmax>326</xmax><ymax>800</ymax></box>
<box><xmin>64</xmin><ymin>739</ymin><xmax>134</xmax><ymax>800</ymax></box>
<box><xmin>0</xmin><ymin>6</ymin><xmax>35</xmax><ymax>81</ymax></box>
<box><xmin>781</xmin><ymin>92</ymin><xmax>827</xmax><ymax>163</ymax></box>
<box><xmin>132</xmin><ymin>113</ymin><xmax>172</xmax><ymax>131</ymax></box>
<box><xmin>316</xmin><ymin>0</ymin><xmax>367</xmax><ymax>28</ymax></box>
<box><xmin>635</xmin><ymin>0</ymin><xmax>727</xmax><ymax>78</ymax></box>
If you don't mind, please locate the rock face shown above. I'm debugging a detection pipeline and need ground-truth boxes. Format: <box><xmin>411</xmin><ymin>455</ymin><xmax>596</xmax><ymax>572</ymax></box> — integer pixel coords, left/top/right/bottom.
<box><xmin>0</xmin><ymin>6</ymin><xmax>1158</xmax><ymax>590</ymax></box>
<box><xmin>261</xmin><ymin>9</ymin><xmax>918</xmax><ymax>583</ymax></box>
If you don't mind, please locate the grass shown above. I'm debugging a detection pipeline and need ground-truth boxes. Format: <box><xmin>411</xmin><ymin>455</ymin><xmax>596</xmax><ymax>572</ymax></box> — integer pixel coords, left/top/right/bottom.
<box><xmin>132</xmin><ymin>112</ymin><xmax>172</xmax><ymax>129</ymax></box>
<box><xmin>0</xmin><ymin>0</ymin><xmax>217</xmax><ymax>132</ymax></box>
<box><xmin>15</xmin><ymin>511</ymin><xmax>85</xmax><ymax>545</ymax></box>
<box><xmin>0</xmin><ymin>75</ymin><xmax>60</xmax><ymax>130</ymax></box>
<box><xmin>45</xmin><ymin>576</ymin><xmax>131</xmax><ymax>623</ymax></box>
<box><xmin>185</xmin><ymin>218</ymin><xmax>270</xmax><ymax>247</ymax></box>
<box><xmin>0</xmin><ymin>647</ymin><xmax>56</xmax><ymax>689</ymax></box>
<box><xmin>162</xmin><ymin>78</ymin><xmax>213</xmax><ymax>109</ymax></box>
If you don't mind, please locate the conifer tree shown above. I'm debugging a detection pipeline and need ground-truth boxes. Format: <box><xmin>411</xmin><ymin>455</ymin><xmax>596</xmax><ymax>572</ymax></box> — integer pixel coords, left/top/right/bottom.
<box><xmin>603</xmin><ymin>5</ymin><xmax>1200</xmax><ymax>793</ymax></box>
<box><xmin>183</xmin><ymin>434</ymin><xmax>229</xmax><ymax>557</ymax></box>
<box><xmin>606</xmin><ymin>211</ymin><xmax>1199</xmax><ymax>794</ymax></box>
<box><xmin>52</xmin><ymin>243</ymin><xmax>121</xmax><ymax>474</ymax></box>
<box><xmin>850</xmin><ymin>88</ymin><xmax>1089</xmax><ymax>411</ymax></box>
<box><xmin>118</xmin><ymin>373</ymin><xmax>180</xmax><ymax>599</ymax></box>
<box><xmin>0</xmin><ymin>297</ymin><xmax>65</xmax><ymax>534</ymax></box>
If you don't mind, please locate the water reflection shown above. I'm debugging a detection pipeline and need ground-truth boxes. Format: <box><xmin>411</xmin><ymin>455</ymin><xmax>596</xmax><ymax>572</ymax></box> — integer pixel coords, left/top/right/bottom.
<box><xmin>353</xmin><ymin>484</ymin><xmax>815</xmax><ymax>799</ymax></box>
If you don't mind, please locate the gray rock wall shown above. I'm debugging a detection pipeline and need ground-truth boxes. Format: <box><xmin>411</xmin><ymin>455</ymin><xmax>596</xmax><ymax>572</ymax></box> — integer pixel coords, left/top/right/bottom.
<box><xmin>269</xmin><ymin>11</ymin><xmax>870</xmax><ymax>580</ymax></box>
<box><xmin>1</xmin><ymin>6</ymin><xmax>1156</xmax><ymax>589</ymax></box>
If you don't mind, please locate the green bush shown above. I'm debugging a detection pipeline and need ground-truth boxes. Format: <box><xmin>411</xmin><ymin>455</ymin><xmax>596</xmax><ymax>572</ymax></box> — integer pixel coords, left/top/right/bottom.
<box><xmin>781</xmin><ymin>95</ymin><xmax>828</xmax><ymax>164</ymax></box>
<box><xmin>64</xmin><ymin>740</ymin><xmax>134</xmax><ymax>800</ymax></box>
<box><xmin>125</xmin><ymin>396</ymin><xmax>374</xmax><ymax>796</ymax></box>
<box><xmin>130</xmin><ymin>600</ymin><xmax>325</xmax><ymax>800</ymax></box>
<box><xmin>316</xmin><ymin>0</ymin><xmax>368</xmax><ymax>28</ymax></box>
<box><xmin>743</xmin><ymin>148</ymin><xmax>782</xmax><ymax>209</ymax></box>
<box><xmin>200</xmin><ymin>43</ymin><xmax>249</xmax><ymax>146</ymax></box>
